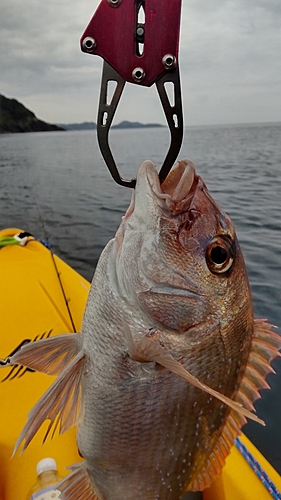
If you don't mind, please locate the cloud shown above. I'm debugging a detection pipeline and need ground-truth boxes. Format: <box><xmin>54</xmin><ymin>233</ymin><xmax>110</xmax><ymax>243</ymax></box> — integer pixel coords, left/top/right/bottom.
<box><xmin>179</xmin><ymin>0</ymin><xmax>281</xmax><ymax>124</ymax></box>
<box><xmin>0</xmin><ymin>0</ymin><xmax>280</xmax><ymax>125</ymax></box>
<box><xmin>0</xmin><ymin>1</ymin><xmax>101</xmax><ymax>117</ymax></box>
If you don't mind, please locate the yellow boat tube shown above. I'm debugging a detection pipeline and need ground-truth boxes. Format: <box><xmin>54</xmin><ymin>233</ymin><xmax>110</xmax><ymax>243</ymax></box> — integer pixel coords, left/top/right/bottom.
<box><xmin>0</xmin><ymin>229</ymin><xmax>89</xmax><ymax>500</ymax></box>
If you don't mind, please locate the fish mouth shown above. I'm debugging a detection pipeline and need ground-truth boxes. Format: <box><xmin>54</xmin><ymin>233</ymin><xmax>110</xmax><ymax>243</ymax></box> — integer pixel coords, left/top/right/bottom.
<box><xmin>142</xmin><ymin>159</ymin><xmax>198</xmax><ymax>214</ymax></box>
<box><xmin>161</xmin><ymin>159</ymin><xmax>196</xmax><ymax>201</ymax></box>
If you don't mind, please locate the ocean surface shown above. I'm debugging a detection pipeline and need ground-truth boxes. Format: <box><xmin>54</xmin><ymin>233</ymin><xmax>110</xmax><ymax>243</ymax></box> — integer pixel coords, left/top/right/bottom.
<box><xmin>1</xmin><ymin>123</ymin><xmax>281</xmax><ymax>475</ymax></box>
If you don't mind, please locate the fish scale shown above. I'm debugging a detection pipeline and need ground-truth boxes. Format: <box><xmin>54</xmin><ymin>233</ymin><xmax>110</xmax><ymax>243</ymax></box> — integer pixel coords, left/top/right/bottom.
<box><xmin>81</xmin><ymin>307</ymin><xmax>231</xmax><ymax>497</ymax></box>
<box><xmin>82</xmin><ymin>238</ymin><xmax>248</xmax><ymax>497</ymax></box>
<box><xmin>87</xmin><ymin>384</ymin><xmax>194</xmax><ymax>497</ymax></box>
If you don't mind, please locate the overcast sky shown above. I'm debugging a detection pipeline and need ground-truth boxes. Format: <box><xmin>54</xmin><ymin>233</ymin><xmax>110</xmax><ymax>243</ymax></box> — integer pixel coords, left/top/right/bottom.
<box><xmin>1</xmin><ymin>0</ymin><xmax>280</xmax><ymax>126</ymax></box>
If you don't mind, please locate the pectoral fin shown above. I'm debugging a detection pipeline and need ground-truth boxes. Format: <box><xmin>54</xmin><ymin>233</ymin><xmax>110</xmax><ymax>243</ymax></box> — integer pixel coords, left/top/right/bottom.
<box><xmin>14</xmin><ymin>351</ymin><xmax>85</xmax><ymax>454</ymax></box>
<box><xmin>123</xmin><ymin>322</ymin><xmax>264</xmax><ymax>425</ymax></box>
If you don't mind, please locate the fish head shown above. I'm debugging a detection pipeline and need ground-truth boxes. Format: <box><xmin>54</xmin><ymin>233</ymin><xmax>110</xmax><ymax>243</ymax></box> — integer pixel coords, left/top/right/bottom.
<box><xmin>116</xmin><ymin>159</ymin><xmax>253</xmax><ymax>341</ymax></box>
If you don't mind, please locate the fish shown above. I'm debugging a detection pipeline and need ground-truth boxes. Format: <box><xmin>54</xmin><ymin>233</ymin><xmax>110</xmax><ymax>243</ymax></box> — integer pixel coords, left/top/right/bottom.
<box><xmin>8</xmin><ymin>159</ymin><xmax>281</xmax><ymax>499</ymax></box>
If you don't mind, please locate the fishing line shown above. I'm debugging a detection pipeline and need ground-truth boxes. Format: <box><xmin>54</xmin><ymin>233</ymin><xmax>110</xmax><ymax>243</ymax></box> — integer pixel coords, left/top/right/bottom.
<box><xmin>34</xmin><ymin>200</ymin><xmax>77</xmax><ymax>333</ymax></box>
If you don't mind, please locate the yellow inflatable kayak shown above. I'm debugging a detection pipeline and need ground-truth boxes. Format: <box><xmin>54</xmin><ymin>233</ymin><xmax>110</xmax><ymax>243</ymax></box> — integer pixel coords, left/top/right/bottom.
<box><xmin>0</xmin><ymin>228</ymin><xmax>89</xmax><ymax>500</ymax></box>
<box><xmin>0</xmin><ymin>228</ymin><xmax>280</xmax><ymax>500</ymax></box>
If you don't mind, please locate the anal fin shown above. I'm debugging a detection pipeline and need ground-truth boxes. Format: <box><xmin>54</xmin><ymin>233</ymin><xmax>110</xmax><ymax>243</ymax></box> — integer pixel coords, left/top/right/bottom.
<box><xmin>57</xmin><ymin>461</ymin><xmax>99</xmax><ymax>500</ymax></box>
<box><xmin>14</xmin><ymin>351</ymin><xmax>85</xmax><ymax>454</ymax></box>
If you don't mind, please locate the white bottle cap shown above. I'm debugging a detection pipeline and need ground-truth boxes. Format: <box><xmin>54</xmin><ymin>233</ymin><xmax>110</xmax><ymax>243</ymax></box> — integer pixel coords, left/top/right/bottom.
<box><xmin>36</xmin><ymin>458</ymin><xmax>57</xmax><ymax>476</ymax></box>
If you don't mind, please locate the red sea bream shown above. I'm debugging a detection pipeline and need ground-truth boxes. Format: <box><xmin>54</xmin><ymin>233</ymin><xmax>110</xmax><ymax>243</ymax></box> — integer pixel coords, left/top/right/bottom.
<box><xmin>10</xmin><ymin>159</ymin><xmax>281</xmax><ymax>499</ymax></box>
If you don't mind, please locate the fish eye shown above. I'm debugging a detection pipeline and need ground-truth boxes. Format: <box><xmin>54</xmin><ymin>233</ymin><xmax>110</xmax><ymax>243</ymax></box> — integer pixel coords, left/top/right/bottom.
<box><xmin>206</xmin><ymin>236</ymin><xmax>234</xmax><ymax>274</ymax></box>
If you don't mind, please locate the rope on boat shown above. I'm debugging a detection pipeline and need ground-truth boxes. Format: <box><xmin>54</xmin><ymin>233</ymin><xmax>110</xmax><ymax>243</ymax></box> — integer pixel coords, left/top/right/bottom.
<box><xmin>0</xmin><ymin>234</ymin><xmax>30</xmax><ymax>246</ymax></box>
<box><xmin>0</xmin><ymin>233</ymin><xmax>50</xmax><ymax>249</ymax></box>
<box><xmin>235</xmin><ymin>437</ymin><xmax>281</xmax><ymax>500</ymax></box>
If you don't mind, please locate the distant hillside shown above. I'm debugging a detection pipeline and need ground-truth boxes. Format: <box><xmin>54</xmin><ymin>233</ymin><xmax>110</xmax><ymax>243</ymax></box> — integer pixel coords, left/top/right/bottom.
<box><xmin>112</xmin><ymin>120</ymin><xmax>163</xmax><ymax>129</ymax></box>
<box><xmin>0</xmin><ymin>94</ymin><xmax>64</xmax><ymax>134</ymax></box>
<box><xmin>58</xmin><ymin>122</ymin><xmax>97</xmax><ymax>131</ymax></box>
<box><xmin>58</xmin><ymin>120</ymin><xmax>163</xmax><ymax>131</ymax></box>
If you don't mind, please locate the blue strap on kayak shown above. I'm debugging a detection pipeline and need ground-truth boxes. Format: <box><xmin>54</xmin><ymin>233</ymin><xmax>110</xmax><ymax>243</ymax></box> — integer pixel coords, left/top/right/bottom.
<box><xmin>235</xmin><ymin>437</ymin><xmax>281</xmax><ymax>500</ymax></box>
<box><xmin>36</xmin><ymin>238</ymin><xmax>52</xmax><ymax>250</ymax></box>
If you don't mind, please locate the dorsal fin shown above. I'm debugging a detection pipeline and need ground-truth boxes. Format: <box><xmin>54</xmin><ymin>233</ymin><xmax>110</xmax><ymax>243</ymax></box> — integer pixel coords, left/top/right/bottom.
<box><xmin>186</xmin><ymin>319</ymin><xmax>281</xmax><ymax>491</ymax></box>
<box><xmin>8</xmin><ymin>333</ymin><xmax>79</xmax><ymax>376</ymax></box>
